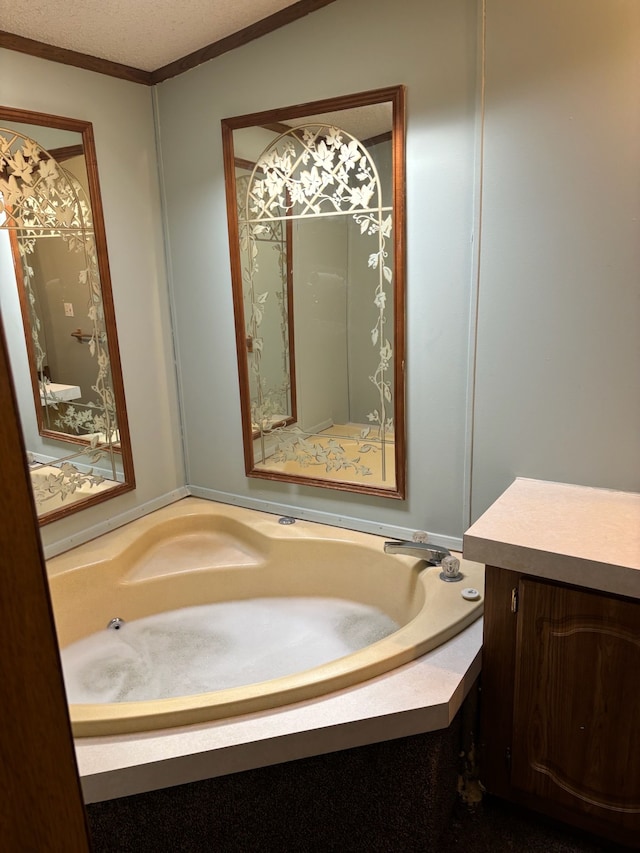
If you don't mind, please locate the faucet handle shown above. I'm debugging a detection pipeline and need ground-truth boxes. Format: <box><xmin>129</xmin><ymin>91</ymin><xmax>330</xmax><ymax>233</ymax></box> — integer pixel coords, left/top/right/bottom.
<box><xmin>440</xmin><ymin>555</ymin><xmax>462</xmax><ymax>582</ymax></box>
<box><xmin>412</xmin><ymin>530</ymin><xmax>430</xmax><ymax>543</ymax></box>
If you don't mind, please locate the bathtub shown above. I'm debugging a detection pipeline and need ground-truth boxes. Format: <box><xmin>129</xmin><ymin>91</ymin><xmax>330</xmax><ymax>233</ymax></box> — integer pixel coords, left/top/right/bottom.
<box><xmin>47</xmin><ymin>498</ymin><xmax>484</xmax><ymax>737</ymax></box>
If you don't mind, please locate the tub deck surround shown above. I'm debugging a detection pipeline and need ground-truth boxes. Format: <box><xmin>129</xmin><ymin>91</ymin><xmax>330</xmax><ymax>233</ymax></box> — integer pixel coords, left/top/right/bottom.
<box><xmin>464</xmin><ymin>478</ymin><xmax>640</xmax><ymax>599</ymax></box>
<box><xmin>46</xmin><ymin>498</ymin><xmax>484</xmax><ymax>737</ymax></box>
<box><xmin>76</xmin><ymin>618</ymin><xmax>482</xmax><ymax>804</ymax></box>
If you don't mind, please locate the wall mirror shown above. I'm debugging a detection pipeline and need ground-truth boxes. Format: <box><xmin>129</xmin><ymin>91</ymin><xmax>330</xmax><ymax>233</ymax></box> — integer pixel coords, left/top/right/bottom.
<box><xmin>0</xmin><ymin>107</ymin><xmax>135</xmax><ymax>523</ymax></box>
<box><xmin>222</xmin><ymin>86</ymin><xmax>406</xmax><ymax>498</ymax></box>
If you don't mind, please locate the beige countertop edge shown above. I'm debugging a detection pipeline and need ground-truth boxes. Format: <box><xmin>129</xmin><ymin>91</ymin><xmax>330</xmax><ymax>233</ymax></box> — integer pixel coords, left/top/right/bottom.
<box><xmin>463</xmin><ymin>535</ymin><xmax>640</xmax><ymax>600</ymax></box>
<box><xmin>77</xmin><ymin>619</ymin><xmax>482</xmax><ymax>804</ymax></box>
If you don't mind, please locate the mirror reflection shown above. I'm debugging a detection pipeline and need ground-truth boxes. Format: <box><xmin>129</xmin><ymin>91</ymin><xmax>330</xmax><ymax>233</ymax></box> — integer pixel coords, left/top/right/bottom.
<box><xmin>235</xmin><ymin>163</ymin><xmax>296</xmax><ymax>434</ymax></box>
<box><xmin>0</xmin><ymin>109</ymin><xmax>135</xmax><ymax>522</ymax></box>
<box><xmin>223</xmin><ymin>87</ymin><xmax>406</xmax><ymax>498</ymax></box>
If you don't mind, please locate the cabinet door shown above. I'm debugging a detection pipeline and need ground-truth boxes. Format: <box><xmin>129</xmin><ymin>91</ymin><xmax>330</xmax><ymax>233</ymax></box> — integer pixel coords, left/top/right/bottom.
<box><xmin>512</xmin><ymin>578</ymin><xmax>640</xmax><ymax>833</ymax></box>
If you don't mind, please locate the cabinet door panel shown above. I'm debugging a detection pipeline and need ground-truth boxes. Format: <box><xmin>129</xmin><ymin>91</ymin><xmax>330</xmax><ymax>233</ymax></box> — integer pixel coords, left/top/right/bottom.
<box><xmin>512</xmin><ymin>578</ymin><xmax>640</xmax><ymax>830</ymax></box>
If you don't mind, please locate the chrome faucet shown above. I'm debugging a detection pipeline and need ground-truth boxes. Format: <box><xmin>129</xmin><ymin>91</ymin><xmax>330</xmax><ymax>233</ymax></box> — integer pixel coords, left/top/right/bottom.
<box><xmin>383</xmin><ymin>539</ymin><xmax>451</xmax><ymax>566</ymax></box>
<box><xmin>384</xmin><ymin>539</ymin><xmax>463</xmax><ymax>581</ymax></box>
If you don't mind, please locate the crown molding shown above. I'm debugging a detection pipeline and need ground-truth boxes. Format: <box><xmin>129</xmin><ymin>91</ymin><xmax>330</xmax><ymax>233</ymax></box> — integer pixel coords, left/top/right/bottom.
<box><xmin>0</xmin><ymin>1</ymin><xmax>338</xmax><ymax>87</ymax></box>
<box><xmin>0</xmin><ymin>30</ymin><xmax>152</xmax><ymax>84</ymax></box>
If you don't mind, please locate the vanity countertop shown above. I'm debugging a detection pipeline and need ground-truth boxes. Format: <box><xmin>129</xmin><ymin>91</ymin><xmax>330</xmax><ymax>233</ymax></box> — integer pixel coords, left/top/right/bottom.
<box><xmin>463</xmin><ymin>478</ymin><xmax>640</xmax><ymax>600</ymax></box>
<box><xmin>40</xmin><ymin>382</ymin><xmax>82</xmax><ymax>403</ymax></box>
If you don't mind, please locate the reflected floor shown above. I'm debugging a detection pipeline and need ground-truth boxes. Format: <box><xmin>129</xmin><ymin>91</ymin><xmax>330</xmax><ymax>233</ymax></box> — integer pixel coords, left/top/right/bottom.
<box><xmin>255</xmin><ymin>422</ymin><xmax>396</xmax><ymax>489</ymax></box>
<box><xmin>30</xmin><ymin>463</ymin><xmax>120</xmax><ymax>517</ymax></box>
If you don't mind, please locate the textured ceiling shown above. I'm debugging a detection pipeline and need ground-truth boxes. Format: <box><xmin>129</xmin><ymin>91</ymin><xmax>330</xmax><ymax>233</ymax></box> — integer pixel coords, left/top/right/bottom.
<box><xmin>2</xmin><ymin>0</ymin><xmax>303</xmax><ymax>72</ymax></box>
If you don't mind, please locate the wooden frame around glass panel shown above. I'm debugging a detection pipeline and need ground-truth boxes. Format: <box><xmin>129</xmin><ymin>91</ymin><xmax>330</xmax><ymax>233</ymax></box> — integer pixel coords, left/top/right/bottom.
<box><xmin>0</xmin><ymin>106</ymin><xmax>135</xmax><ymax>524</ymax></box>
<box><xmin>222</xmin><ymin>86</ymin><xmax>406</xmax><ymax>499</ymax></box>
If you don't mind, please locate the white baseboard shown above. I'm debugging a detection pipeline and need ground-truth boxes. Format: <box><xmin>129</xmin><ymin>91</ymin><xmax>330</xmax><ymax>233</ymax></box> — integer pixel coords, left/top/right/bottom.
<box><xmin>42</xmin><ymin>483</ymin><xmax>464</xmax><ymax>559</ymax></box>
<box><xmin>186</xmin><ymin>485</ymin><xmax>463</xmax><ymax>552</ymax></box>
<box><xmin>298</xmin><ymin>417</ymin><xmax>333</xmax><ymax>435</ymax></box>
<box><xmin>42</xmin><ymin>487</ymin><xmax>189</xmax><ymax>559</ymax></box>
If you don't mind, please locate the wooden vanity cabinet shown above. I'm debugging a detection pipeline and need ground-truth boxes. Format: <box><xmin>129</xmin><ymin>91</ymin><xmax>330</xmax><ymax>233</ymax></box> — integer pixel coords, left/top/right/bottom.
<box><xmin>480</xmin><ymin>565</ymin><xmax>640</xmax><ymax>848</ymax></box>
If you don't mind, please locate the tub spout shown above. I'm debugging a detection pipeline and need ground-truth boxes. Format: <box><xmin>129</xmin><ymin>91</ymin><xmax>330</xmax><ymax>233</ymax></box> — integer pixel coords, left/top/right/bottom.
<box><xmin>383</xmin><ymin>540</ymin><xmax>451</xmax><ymax>566</ymax></box>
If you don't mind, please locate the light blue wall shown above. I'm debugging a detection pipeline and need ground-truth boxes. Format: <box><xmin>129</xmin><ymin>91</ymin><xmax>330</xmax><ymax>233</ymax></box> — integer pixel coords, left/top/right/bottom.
<box><xmin>471</xmin><ymin>0</ymin><xmax>640</xmax><ymax>518</ymax></box>
<box><xmin>156</xmin><ymin>0</ymin><xmax>480</xmax><ymax>542</ymax></box>
<box><xmin>4</xmin><ymin>0</ymin><xmax>637</xmax><ymax>550</ymax></box>
<box><xmin>157</xmin><ymin>0</ymin><xmax>640</xmax><ymax>539</ymax></box>
<box><xmin>0</xmin><ymin>50</ymin><xmax>185</xmax><ymax>551</ymax></box>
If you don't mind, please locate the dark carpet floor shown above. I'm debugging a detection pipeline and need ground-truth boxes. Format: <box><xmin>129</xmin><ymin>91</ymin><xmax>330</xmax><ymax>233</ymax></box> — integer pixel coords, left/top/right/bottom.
<box><xmin>439</xmin><ymin>795</ymin><xmax>632</xmax><ymax>853</ymax></box>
